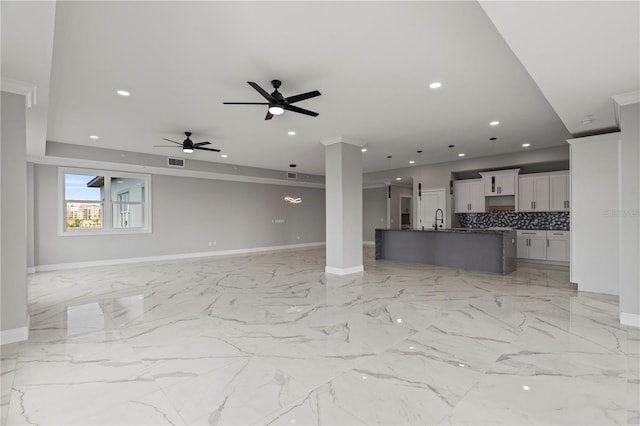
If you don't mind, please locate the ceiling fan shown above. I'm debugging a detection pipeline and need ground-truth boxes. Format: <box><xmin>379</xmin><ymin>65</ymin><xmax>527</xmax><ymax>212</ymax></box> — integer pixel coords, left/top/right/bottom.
<box><xmin>223</xmin><ymin>80</ymin><xmax>321</xmax><ymax>120</ymax></box>
<box><xmin>155</xmin><ymin>132</ymin><xmax>220</xmax><ymax>154</ymax></box>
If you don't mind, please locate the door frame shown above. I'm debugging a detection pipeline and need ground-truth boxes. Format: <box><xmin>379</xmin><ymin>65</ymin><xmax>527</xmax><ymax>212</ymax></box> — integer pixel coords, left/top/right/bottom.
<box><xmin>399</xmin><ymin>195</ymin><xmax>413</xmax><ymax>229</ymax></box>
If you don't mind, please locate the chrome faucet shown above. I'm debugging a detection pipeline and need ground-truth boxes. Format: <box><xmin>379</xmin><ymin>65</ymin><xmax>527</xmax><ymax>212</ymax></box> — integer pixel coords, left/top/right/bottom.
<box><xmin>433</xmin><ymin>208</ymin><xmax>444</xmax><ymax>231</ymax></box>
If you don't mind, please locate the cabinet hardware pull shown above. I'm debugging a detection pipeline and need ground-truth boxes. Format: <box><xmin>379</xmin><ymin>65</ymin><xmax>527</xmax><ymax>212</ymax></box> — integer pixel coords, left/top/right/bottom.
<box><xmin>533</xmin><ymin>201</ymin><xmax>536</xmax><ymax>209</ymax></box>
<box><xmin>531</xmin><ymin>201</ymin><xmax>533</xmax><ymax>209</ymax></box>
<box><xmin>547</xmin><ymin>240</ymin><xmax>549</xmax><ymax>248</ymax></box>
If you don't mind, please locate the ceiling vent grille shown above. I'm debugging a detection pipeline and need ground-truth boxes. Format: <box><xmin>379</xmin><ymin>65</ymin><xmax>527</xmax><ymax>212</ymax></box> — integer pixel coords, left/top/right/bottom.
<box><xmin>167</xmin><ymin>157</ymin><xmax>185</xmax><ymax>168</ymax></box>
<box><xmin>287</xmin><ymin>172</ymin><xmax>297</xmax><ymax>180</ymax></box>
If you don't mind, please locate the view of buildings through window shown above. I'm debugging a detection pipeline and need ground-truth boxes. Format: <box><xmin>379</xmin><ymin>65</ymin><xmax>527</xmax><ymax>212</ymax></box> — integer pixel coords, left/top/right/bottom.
<box><xmin>64</xmin><ymin>174</ymin><xmax>103</xmax><ymax>229</ymax></box>
<box><xmin>64</xmin><ymin>172</ymin><xmax>147</xmax><ymax>231</ymax></box>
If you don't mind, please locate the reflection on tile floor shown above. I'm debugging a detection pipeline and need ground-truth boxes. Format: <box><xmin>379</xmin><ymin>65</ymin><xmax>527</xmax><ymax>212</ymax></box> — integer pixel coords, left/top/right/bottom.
<box><xmin>2</xmin><ymin>247</ymin><xmax>639</xmax><ymax>425</ymax></box>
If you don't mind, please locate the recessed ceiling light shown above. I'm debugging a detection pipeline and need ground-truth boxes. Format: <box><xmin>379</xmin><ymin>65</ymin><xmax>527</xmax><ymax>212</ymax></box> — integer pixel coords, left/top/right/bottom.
<box><xmin>361</xmin><ymin>148</ymin><xmax>367</xmax><ymax>152</ymax></box>
<box><xmin>522</xmin><ymin>385</ymin><xmax>531</xmax><ymax>391</ymax></box>
<box><xmin>429</xmin><ymin>82</ymin><xmax>442</xmax><ymax>89</ymax></box>
<box><xmin>522</xmin><ymin>143</ymin><xmax>531</xmax><ymax>147</ymax></box>
<box><xmin>89</xmin><ymin>135</ymin><xmax>99</xmax><ymax>140</ymax></box>
<box><xmin>221</xmin><ymin>154</ymin><xmax>228</xmax><ymax>158</ymax></box>
<box><xmin>409</xmin><ymin>160</ymin><xmax>415</xmax><ymax>164</ymax></box>
<box><xmin>458</xmin><ymin>153</ymin><xmax>465</xmax><ymax>157</ymax></box>
<box><xmin>396</xmin><ymin>177</ymin><xmax>402</xmax><ymax>181</ymax></box>
<box><xmin>288</xmin><ymin>131</ymin><xmax>296</xmax><ymax>136</ymax></box>
<box><xmin>116</xmin><ymin>90</ymin><xmax>130</xmax><ymax>97</ymax></box>
<box><xmin>490</xmin><ymin>121</ymin><xmax>500</xmax><ymax>126</ymax></box>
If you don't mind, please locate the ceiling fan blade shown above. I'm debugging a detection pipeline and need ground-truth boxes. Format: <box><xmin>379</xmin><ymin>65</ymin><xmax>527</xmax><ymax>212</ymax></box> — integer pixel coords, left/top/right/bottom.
<box><xmin>223</xmin><ymin>102</ymin><xmax>269</xmax><ymax>105</ymax></box>
<box><xmin>194</xmin><ymin>146</ymin><xmax>221</xmax><ymax>152</ymax></box>
<box><xmin>284</xmin><ymin>104</ymin><xmax>319</xmax><ymax>117</ymax></box>
<box><xmin>265</xmin><ymin>111</ymin><xmax>274</xmax><ymax>120</ymax></box>
<box><xmin>247</xmin><ymin>82</ymin><xmax>274</xmax><ymax>101</ymax></box>
<box><xmin>154</xmin><ymin>145</ymin><xmax>180</xmax><ymax>148</ymax></box>
<box><xmin>162</xmin><ymin>138</ymin><xmax>182</xmax><ymax>145</ymax></box>
<box><xmin>193</xmin><ymin>141</ymin><xmax>211</xmax><ymax>147</ymax></box>
<box><xmin>286</xmin><ymin>90</ymin><xmax>321</xmax><ymax>104</ymax></box>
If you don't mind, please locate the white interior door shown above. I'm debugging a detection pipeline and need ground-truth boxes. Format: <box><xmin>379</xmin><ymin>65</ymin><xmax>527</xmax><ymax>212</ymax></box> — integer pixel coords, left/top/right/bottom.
<box><xmin>419</xmin><ymin>188</ymin><xmax>446</xmax><ymax>230</ymax></box>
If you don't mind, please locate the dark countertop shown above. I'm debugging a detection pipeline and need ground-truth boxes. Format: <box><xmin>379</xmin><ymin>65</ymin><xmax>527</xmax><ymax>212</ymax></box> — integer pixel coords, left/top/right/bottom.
<box><xmin>375</xmin><ymin>228</ymin><xmax>515</xmax><ymax>235</ymax></box>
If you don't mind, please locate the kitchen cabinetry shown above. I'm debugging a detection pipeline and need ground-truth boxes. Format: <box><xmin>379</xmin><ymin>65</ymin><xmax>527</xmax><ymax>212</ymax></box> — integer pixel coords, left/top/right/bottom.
<box><xmin>519</xmin><ymin>175</ymin><xmax>550</xmax><ymax>211</ymax></box>
<box><xmin>516</xmin><ymin>230</ymin><xmax>570</xmax><ymax>263</ymax></box>
<box><xmin>454</xmin><ymin>179</ymin><xmax>485</xmax><ymax>213</ymax></box>
<box><xmin>516</xmin><ymin>230</ymin><xmax>547</xmax><ymax>260</ymax></box>
<box><xmin>549</xmin><ymin>172</ymin><xmax>570</xmax><ymax>211</ymax></box>
<box><xmin>480</xmin><ymin>169</ymin><xmax>519</xmax><ymax>196</ymax></box>
<box><xmin>546</xmin><ymin>231</ymin><xmax>570</xmax><ymax>262</ymax></box>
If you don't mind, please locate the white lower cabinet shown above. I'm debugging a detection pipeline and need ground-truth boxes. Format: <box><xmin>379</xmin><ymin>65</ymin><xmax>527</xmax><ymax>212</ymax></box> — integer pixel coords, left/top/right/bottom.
<box><xmin>517</xmin><ymin>230</ymin><xmax>570</xmax><ymax>262</ymax></box>
<box><xmin>517</xmin><ymin>230</ymin><xmax>547</xmax><ymax>260</ymax></box>
<box><xmin>546</xmin><ymin>231</ymin><xmax>570</xmax><ymax>262</ymax></box>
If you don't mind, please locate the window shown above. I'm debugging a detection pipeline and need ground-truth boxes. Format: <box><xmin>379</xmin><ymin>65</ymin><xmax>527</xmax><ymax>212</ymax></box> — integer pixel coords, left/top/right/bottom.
<box><xmin>60</xmin><ymin>168</ymin><xmax>151</xmax><ymax>235</ymax></box>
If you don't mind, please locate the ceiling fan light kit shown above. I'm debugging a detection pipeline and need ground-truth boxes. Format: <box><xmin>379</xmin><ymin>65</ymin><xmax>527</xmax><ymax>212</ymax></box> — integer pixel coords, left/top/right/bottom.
<box><xmin>223</xmin><ymin>79</ymin><xmax>321</xmax><ymax>120</ymax></box>
<box><xmin>155</xmin><ymin>131</ymin><xmax>221</xmax><ymax>154</ymax></box>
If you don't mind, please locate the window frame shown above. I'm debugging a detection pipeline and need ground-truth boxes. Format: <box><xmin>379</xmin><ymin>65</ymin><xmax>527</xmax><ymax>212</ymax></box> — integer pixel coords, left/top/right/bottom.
<box><xmin>58</xmin><ymin>167</ymin><xmax>152</xmax><ymax>236</ymax></box>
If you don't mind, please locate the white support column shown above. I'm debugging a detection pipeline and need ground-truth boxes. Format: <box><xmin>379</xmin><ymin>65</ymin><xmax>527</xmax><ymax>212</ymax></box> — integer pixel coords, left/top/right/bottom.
<box><xmin>613</xmin><ymin>91</ymin><xmax>640</xmax><ymax>328</ymax></box>
<box><xmin>322</xmin><ymin>137</ymin><xmax>364</xmax><ymax>275</ymax></box>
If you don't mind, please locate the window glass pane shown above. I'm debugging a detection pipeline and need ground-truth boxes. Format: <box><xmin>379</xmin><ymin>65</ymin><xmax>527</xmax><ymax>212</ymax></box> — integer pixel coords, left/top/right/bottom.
<box><xmin>112</xmin><ymin>203</ymin><xmax>144</xmax><ymax>229</ymax></box>
<box><xmin>66</xmin><ymin>202</ymin><xmax>102</xmax><ymax>228</ymax></box>
<box><xmin>111</xmin><ymin>177</ymin><xmax>145</xmax><ymax>202</ymax></box>
<box><xmin>64</xmin><ymin>174</ymin><xmax>103</xmax><ymax>201</ymax></box>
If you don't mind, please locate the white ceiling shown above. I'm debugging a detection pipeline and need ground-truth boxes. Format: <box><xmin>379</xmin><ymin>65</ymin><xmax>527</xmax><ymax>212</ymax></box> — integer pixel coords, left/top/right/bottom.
<box><xmin>2</xmin><ymin>1</ymin><xmax>638</xmax><ymax>177</ymax></box>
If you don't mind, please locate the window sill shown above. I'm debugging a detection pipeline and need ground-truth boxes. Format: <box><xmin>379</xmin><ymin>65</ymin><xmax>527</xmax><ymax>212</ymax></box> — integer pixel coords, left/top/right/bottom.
<box><xmin>58</xmin><ymin>228</ymin><xmax>152</xmax><ymax>237</ymax></box>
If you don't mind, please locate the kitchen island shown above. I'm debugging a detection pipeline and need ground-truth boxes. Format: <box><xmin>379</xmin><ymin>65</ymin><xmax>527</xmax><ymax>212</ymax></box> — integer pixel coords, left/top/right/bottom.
<box><xmin>375</xmin><ymin>228</ymin><xmax>517</xmax><ymax>274</ymax></box>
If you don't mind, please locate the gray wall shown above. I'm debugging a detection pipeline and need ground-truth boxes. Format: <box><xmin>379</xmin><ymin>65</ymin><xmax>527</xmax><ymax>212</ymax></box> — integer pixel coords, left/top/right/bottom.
<box><xmin>363</xmin><ymin>187</ymin><xmax>387</xmax><ymax>242</ymax></box>
<box><xmin>1</xmin><ymin>92</ymin><xmax>28</xmax><ymax>332</ymax></box>
<box><xmin>47</xmin><ymin>141</ymin><xmax>325</xmax><ymax>186</ymax></box>
<box><xmin>619</xmin><ymin>102</ymin><xmax>639</xmax><ymax>319</ymax></box>
<box><xmin>33</xmin><ymin>164</ymin><xmax>326</xmax><ymax>266</ymax></box>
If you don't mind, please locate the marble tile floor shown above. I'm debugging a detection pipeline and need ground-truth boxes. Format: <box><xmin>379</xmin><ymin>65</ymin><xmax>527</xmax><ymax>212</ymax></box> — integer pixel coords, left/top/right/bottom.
<box><xmin>1</xmin><ymin>246</ymin><xmax>638</xmax><ymax>425</ymax></box>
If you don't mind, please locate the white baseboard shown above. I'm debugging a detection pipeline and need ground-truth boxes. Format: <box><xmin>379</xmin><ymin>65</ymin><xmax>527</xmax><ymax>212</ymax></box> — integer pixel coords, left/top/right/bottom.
<box><xmin>363</xmin><ymin>241</ymin><xmax>375</xmax><ymax>246</ymax></box>
<box><xmin>1</xmin><ymin>316</ymin><xmax>29</xmax><ymax>345</ymax></box>
<box><xmin>621</xmin><ymin>312</ymin><xmax>640</xmax><ymax>328</ymax></box>
<box><xmin>325</xmin><ymin>265</ymin><xmax>364</xmax><ymax>275</ymax></box>
<box><xmin>34</xmin><ymin>242</ymin><xmax>326</xmax><ymax>272</ymax></box>
<box><xmin>26</xmin><ymin>266</ymin><xmax>36</xmax><ymax>274</ymax></box>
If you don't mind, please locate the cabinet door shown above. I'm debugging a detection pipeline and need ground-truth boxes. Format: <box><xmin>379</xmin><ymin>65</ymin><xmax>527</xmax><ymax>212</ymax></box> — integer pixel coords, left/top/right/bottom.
<box><xmin>533</xmin><ymin>175</ymin><xmax>550</xmax><ymax>211</ymax></box>
<box><xmin>519</xmin><ymin>176</ymin><xmax>534</xmax><ymax>211</ymax></box>
<box><xmin>454</xmin><ymin>182</ymin><xmax>470</xmax><ymax>213</ymax></box>
<box><xmin>547</xmin><ymin>238</ymin><xmax>569</xmax><ymax>262</ymax></box>
<box><xmin>550</xmin><ymin>173</ymin><xmax>569</xmax><ymax>211</ymax></box>
<box><xmin>516</xmin><ymin>237</ymin><xmax>529</xmax><ymax>259</ymax></box>
<box><xmin>497</xmin><ymin>173</ymin><xmax>516</xmax><ymax>195</ymax></box>
<box><xmin>484</xmin><ymin>175</ymin><xmax>497</xmax><ymax>196</ymax></box>
<box><xmin>529</xmin><ymin>237</ymin><xmax>547</xmax><ymax>260</ymax></box>
<box><xmin>547</xmin><ymin>231</ymin><xmax>570</xmax><ymax>262</ymax></box>
<box><xmin>468</xmin><ymin>181</ymin><xmax>485</xmax><ymax>212</ymax></box>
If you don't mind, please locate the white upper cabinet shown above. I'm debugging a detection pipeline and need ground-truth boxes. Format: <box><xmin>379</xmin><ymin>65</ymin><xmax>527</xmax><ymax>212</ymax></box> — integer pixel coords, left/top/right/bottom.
<box><xmin>519</xmin><ymin>174</ymin><xmax>550</xmax><ymax>211</ymax></box>
<box><xmin>549</xmin><ymin>172</ymin><xmax>570</xmax><ymax>211</ymax></box>
<box><xmin>454</xmin><ymin>179</ymin><xmax>485</xmax><ymax>213</ymax></box>
<box><xmin>480</xmin><ymin>169</ymin><xmax>519</xmax><ymax>196</ymax></box>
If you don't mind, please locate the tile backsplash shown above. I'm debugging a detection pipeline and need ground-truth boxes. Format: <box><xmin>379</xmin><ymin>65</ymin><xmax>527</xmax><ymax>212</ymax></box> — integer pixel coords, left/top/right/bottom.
<box><xmin>458</xmin><ymin>211</ymin><xmax>570</xmax><ymax>230</ymax></box>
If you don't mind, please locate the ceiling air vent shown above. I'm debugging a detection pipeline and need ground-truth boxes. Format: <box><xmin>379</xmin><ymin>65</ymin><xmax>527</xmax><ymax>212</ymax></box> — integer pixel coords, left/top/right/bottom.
<box><xmin>287</xmin><ymin>172</ymin><xmax>297</xmax><ymax>180</ymax></box>
<box><xmin>167</xmin><ymin>157</ymin><xmax>185</xmax><ymax>168</ymax></box>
